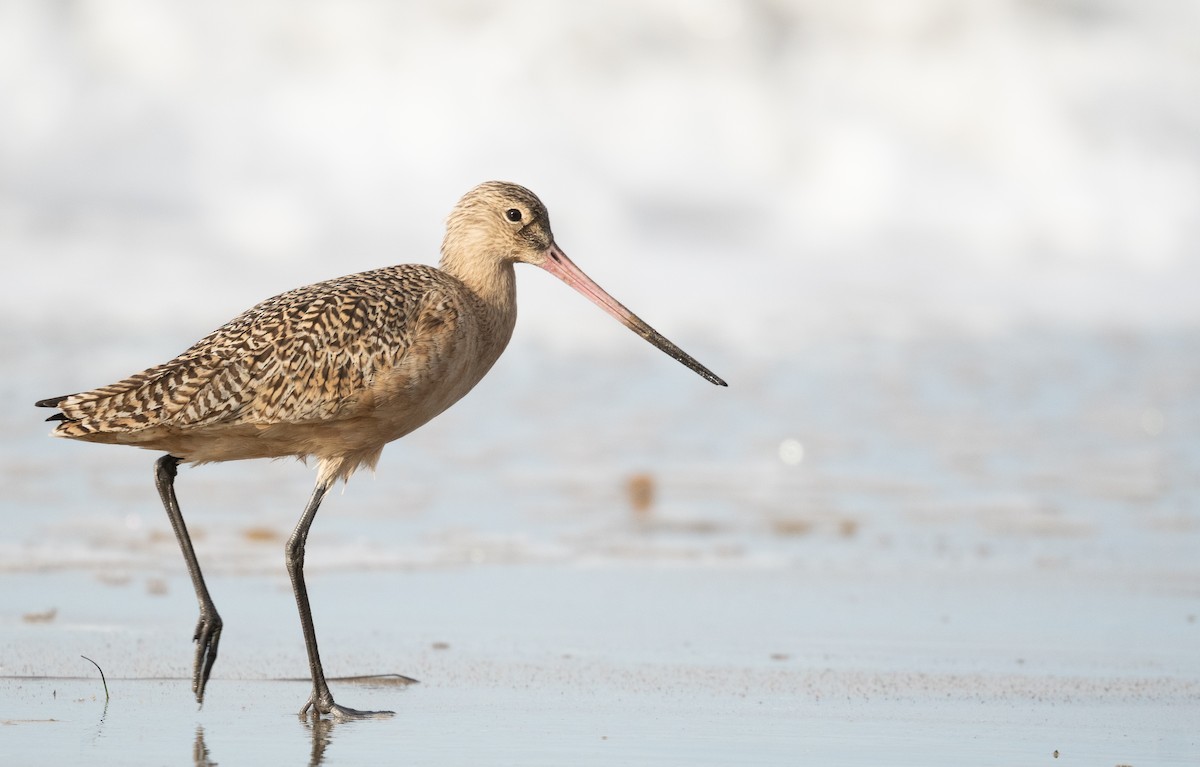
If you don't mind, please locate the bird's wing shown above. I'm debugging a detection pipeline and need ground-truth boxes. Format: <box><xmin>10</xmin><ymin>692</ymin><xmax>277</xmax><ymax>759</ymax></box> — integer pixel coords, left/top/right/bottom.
<box><xmin>48</xmin><ymin>267</ymin><xmax>459</xmax><ymax>434</ymax></box>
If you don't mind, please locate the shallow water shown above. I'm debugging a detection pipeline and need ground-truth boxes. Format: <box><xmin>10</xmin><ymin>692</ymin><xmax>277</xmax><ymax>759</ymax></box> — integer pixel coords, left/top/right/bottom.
<box><xmin>3</xmin><ymin>328</ymin><xmax>1199</xmax><ymax>764</ymax></box>
<box><xmin>11</xmin><ymin>675</ymin><xmax>1191</xmax><ymax>767</ymax></box>
<box><xmin>4</xmin><ymin>566</ymin><xmax>1198</xmax><ymax>766</ymax></box>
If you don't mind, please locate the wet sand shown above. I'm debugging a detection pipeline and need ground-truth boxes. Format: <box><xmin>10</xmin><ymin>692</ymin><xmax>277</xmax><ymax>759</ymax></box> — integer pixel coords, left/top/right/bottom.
<box><xmin>4</xmin><ymin>565</ymin><xmax>1198</xmax><ymax>766</ymax></box>
<box><xmin>3</xmin><ymin>329</ymin><xmax>1199</xmax><ymax>764</ymax></box>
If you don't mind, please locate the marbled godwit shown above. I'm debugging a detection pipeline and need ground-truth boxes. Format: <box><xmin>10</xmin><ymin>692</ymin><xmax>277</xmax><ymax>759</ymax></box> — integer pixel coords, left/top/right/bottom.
<box><xmin>35</xmin><ymin>181</ymin><xmax>726</xmax><ymax>719</ymax></box>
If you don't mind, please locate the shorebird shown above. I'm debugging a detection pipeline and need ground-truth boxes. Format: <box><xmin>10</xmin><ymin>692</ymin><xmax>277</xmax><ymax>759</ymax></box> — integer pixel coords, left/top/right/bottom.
<box><xmin>35</xmin><ymin>181</ymin><xmax>726</xmax><ymax>719</ymax></box>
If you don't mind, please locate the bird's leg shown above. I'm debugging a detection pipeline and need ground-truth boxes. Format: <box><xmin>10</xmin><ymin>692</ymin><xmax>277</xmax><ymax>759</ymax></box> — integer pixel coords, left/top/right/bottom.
<box><xmin>154</xmin><ymin>454</ymin><xmax>223</xmax><ymax>704</ymax></box>
<box><xmin>285</xmin><ymin>479</ymin><xmax>394</xmax><ymax>720</ymax></box>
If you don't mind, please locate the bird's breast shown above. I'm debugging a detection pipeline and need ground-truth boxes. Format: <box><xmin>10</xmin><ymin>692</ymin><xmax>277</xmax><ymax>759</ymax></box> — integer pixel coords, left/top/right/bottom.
<box><xmin>355</xmin><ymin>287</ymin><xmax>516</xmax><ymax>444</ymax></box>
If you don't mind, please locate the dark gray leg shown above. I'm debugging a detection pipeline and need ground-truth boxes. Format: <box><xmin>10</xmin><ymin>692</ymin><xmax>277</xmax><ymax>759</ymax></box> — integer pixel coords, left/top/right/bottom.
<box><xmin>154</xmin><ymin>454</ymin><xmax>222</xmax><ymax>704</ymax></box>
<box><xmin>286</xmin><ymin>479</ymin><xmax>394</xmax><ymax>720</ymax></box>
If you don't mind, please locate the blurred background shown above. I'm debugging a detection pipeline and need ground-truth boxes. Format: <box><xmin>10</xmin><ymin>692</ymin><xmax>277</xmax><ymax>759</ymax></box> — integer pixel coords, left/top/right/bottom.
<box><xmin>3</xmin><ymin>0</ymin><xmax>1199</xmax><ymax>341</ymax></box>
<box><xmin>1</xmin><ymin>0</ymin><xmax>1198</xmax><ymax>584</ymax></box>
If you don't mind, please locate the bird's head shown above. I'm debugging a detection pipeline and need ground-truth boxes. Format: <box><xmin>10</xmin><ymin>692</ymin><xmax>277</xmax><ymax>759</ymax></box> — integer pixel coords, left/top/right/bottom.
<box><xmin>441</xmin><ymin>181</ymin><xmax>727</xmax><ymax>387</ymax></box>
<box><xmin>442</xmin><ymin>181</ymin><xmax>556</xmax><ymax>267</ymax></box>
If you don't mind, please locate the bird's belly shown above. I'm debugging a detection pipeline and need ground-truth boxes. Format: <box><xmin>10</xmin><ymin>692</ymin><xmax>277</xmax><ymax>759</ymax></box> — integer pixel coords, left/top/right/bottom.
<box><xmin>128</xmin><ymin>412</ymin><xmax>421</xmax><ymax>468</ymax></box>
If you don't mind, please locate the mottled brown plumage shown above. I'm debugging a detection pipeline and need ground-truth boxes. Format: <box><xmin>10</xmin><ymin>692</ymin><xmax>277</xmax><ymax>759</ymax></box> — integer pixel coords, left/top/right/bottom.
<box><xmin>40</xmin><ymin>265</ymin><xmax>499</xmax><ymax>485</ymax></box>
<box><xmin>36</xmin><ymin>181</ymin><xmax>725</xmax><ymax>720</ymax></box>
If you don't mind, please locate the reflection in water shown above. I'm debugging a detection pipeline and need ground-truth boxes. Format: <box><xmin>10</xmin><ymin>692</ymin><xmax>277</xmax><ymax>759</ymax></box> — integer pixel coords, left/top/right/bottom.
<box><xmin>193</xmin><ymin>726</ymin><xmax>216</xmax><ymax>767</ymax></box>
<box><xmin>187</xmin><ymin>708</ymin><xmax>352</xmax><ymax>767</ymax></box>
<box><xmin>294</xmin><ymin>677</ymin><xmax>417</xmax><ymax>766</ymax></box>
<box><xmin>88</xmin><ymin>698</ymin><xmax>109</xmax><ymax>747</ymax></box>
<box><xmin>184</xmin><ymin>679</ymin><xmax>413</xmax><ymax>767</ymax></box>
<box><xmin>301</xmin><ymin>715</ymin><xmax>335</xmax><ymax>767</ymax></box>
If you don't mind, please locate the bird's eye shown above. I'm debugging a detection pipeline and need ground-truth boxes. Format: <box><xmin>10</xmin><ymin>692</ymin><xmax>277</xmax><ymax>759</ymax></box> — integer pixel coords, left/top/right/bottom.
<box><xmin>505</xmin><ymin>208</ymin><xmax>523</xmax><ymax>222</ymax></box>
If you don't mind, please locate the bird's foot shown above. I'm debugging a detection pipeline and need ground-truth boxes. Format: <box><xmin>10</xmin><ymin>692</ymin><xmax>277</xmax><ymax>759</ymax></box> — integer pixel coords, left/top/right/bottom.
<box><xmin>191</xmin><ymin>609</ymin><xmax>223</xmax><ymax>704</ymax></box>
<box><xmin>299</xmin><ymin>689</ymin><xmax>394</xmax><ymax>721</ymax></box>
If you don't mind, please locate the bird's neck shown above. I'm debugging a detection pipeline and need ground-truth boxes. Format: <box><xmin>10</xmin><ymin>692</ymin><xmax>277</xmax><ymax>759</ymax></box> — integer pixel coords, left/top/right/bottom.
<box><xmin>440</xmin><ymin>249</ymin><xmax>518</xmax><ymax>346</ymax></box>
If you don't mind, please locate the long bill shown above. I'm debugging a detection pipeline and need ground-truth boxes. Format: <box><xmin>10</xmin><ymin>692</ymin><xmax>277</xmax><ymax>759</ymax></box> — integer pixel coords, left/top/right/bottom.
<box><xmin>538</xmin><ymin>243</ymin><xmax>727</xmax><ymax>387</ymax></box>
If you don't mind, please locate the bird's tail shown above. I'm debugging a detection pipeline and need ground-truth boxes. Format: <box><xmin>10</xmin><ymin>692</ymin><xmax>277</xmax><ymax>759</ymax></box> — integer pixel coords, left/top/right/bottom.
<box><xmin>35</xmin><ymin>396</ymin><xmax>71</xmax><ymax>422</ymax></box>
